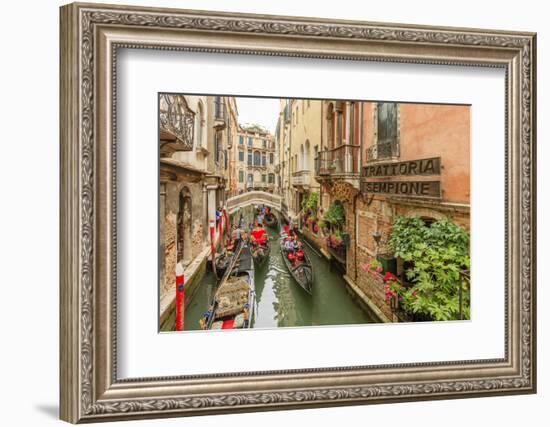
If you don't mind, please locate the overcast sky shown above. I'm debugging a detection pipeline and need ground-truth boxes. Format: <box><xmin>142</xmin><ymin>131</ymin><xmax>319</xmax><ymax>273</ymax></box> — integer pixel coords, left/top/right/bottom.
<box><xmin>235</xmin><ymin>97</ymin><xmax>281</xmax><ymax>134</ymax></box>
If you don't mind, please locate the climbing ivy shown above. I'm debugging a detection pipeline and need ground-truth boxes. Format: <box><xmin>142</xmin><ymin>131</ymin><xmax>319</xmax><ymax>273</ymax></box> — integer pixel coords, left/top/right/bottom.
<box><xmin>388</xmin><ymin>216</ymin><xmax>470</xmax><ymax>321</ymax></box>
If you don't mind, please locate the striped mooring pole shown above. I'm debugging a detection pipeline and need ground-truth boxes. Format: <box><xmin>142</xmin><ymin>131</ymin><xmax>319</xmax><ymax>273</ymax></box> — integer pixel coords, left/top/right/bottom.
<box><xmin>175</xmin><ymin>263</ymin><xmax>185</xmax><ymax>331</ymax></box>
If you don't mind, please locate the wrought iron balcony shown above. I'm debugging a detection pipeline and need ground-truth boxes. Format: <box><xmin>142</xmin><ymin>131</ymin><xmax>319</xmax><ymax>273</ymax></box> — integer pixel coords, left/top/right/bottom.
<box><xmin>159</xmin><ymin>94</ymin><xmax>195</xmax><ymax>155</ymax></box>
<box><xmin>365</xmin><ymin>140</ymin><xmax>400</xmax><ymax>162</ymax></box>
<box><xmin>291</xmin><ymin>170</ymin><xmax>312</xmax><ymax>187</ymax></box>
<box><xmin>314</xmin><ymin>144</ymin><xmax>360</xmax><ymax>178</ymax></box>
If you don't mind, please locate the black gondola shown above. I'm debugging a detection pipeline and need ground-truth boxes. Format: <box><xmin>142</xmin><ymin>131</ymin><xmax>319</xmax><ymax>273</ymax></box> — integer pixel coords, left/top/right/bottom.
<box><xmin>264</xmin><ymin>212</ymin><xmax>278</xmax><ymax>228</ymax></box>
<box><xmin>201</xmin><ymin>243</ymin><xmax>256</xmax><ymax>330</ymax></box>
<box><xmin>213</xmin><ymin>250</ymin><xmax>232</xmax><ymax>279</ymax></box>
<box><xmin>251</xmin><ymin>241</ymin><xmax>270</xmax><ymax>266</ymax></box>
<box><xmin>280</xmin><ymin>237</ymin><xmax>313</xmax><ymax>294</ymax></box>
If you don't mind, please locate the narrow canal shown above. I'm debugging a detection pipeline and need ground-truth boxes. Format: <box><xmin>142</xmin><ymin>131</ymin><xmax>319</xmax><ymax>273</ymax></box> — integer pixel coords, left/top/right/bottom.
<box><xmin>179</xmin><ymin>206</ymin><xmax>375</xmax><ymax>331</ymax></box>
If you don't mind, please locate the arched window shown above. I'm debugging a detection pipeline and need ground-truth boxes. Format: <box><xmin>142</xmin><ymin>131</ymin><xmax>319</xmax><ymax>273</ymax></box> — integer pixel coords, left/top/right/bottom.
<box><xmin>300</xmin><ymin>144</ymin><xmax>304</xmax><ymax>170</ymax></box>
<box><xmin>304</xmin><ymin>139</ymin><xmax>310</xmax><ymax>169</ymax></box>
<box><xmin>177</xmin><ymin>188</ymin><xmax>192</xmax><ymax>265</ymax></box>
<box><xmin>326</xmin><ymin>103</ymin><xmax>335</xmax><ymax>150</ymax></box>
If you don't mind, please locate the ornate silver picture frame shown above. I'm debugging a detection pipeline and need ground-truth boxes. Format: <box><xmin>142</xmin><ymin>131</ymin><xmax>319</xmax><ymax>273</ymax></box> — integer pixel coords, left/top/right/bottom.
<box><xmin>60</xmin><ymin>2</ymin><xmax>536</xmax><ymax>423</ymax></box>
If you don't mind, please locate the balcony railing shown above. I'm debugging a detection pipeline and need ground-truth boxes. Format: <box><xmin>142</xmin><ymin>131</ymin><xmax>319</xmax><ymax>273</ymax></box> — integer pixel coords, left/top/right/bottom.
<box><xmin>315</xmin><ymin>144</ymin><xmax>360</xmax><ymax>177</ymax></box>
<box><xmin>291</xmin><ymin>170</ymin><xmax>312</xmax><ymax>187</ymax></box>
<box><xmin>246</xmin><ymin>181</ymin><xmax>269</xmax><ymax>189</ymax></box>
<box><xmin>159</xmin><ymin>94</ymin><xmax>195</xmax><ymax>154</ymax></box>
<box><xmin>365</xmin><ymin>140</ymin><xmax>399</xmax><ymax>162</ymax></box>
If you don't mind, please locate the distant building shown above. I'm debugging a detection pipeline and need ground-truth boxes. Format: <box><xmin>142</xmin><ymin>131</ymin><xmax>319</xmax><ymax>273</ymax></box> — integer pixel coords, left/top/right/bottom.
<box><xmin>235</xmin><ymin>125</ymin><xmax>276</xmax><ymax>194</ymax></box>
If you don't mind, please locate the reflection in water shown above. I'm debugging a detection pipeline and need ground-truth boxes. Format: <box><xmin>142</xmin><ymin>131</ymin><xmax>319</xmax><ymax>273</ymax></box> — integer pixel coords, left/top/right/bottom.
<box><xmin>182</xmin><ymin>206</ymin><xmax>375</xmax><ymax>331</ymax></box>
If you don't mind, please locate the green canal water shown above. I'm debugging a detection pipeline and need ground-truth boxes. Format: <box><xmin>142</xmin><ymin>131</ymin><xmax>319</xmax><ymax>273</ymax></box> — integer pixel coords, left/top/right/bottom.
<box><xmin>178</xmin><ymin>207</ymin><xmax>376</xmax><ymax>331</ymax></box>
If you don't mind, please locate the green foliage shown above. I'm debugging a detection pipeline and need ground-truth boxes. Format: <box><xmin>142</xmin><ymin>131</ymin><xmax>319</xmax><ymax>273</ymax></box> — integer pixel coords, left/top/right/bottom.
<box><xmin>301</xmin><ymin>192</ymin><xmax>319</xmax><ymax>213</ymax></box>
<box><xmin>322</xmin><ymin>201</ymin><xmax>345</xmax><ymax>229</ymax></box>
<box><xmin>389</xmin><ymin>216</ymin><xmax>470</xmax><ymax>321</ymax></box>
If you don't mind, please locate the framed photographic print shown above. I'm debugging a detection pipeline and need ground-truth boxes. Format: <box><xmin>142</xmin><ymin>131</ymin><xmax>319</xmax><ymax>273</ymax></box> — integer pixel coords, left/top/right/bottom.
<box><xmin>60</xmin><ymin>2</ymin><xmax>537</xmax><ymax>423</ymax></box>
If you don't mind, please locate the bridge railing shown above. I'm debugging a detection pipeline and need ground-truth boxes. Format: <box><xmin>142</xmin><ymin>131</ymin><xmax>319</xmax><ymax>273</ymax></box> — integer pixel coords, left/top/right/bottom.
<box><xmin>227</xmin><ymin>191</ymin><xmax>282</xmax><ymax>213</ymax></box>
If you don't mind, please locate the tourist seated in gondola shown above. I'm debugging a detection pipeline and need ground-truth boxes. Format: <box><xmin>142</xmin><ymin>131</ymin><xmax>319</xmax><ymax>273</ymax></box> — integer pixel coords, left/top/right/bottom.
<box><xmin>295</xmin><ymin>241</ymin><xmax>305</xmax><ymax>262</ymax></box>
<box><xmin>283</xmin><ymin>236</ymin><xmax>300</xmax><ymax>265</ymax></box>
<box><xmin>251</xmin><ymin>222</ymin><xmax>268</xmax><ymax>247</ymax></box>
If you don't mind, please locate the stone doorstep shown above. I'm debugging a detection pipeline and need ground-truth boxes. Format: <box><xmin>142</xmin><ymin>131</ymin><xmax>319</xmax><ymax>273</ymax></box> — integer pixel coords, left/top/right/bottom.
<box><xmin>342</xmin><ymin>274</ymin><xmax>392</xmax><ymax>324</ymax></box>
<box><xmin>159</xmin><ymin>244</ymin><xmax>213</xmax><ymax>324</ymax></box>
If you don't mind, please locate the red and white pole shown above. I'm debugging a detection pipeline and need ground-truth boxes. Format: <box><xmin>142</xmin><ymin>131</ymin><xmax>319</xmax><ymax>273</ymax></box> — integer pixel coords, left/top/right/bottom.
<box><xmin>223</xmin><ymin>208</ymin><xmax>230</xmax><ymax>237</ymax></box>
<box><xmin>175</xmin><ymin>263</ymin><xmax>185</xmax><ymax>331</ymax></box>
<box><xmin>218</xmin><ymin>214</ymin><xmax>224</xmax><ymax>249</ymax></box>
<box><xmin>209</xmin><ymin>219</ymin><xmax>216</xmax><ymax>259</ymax></box>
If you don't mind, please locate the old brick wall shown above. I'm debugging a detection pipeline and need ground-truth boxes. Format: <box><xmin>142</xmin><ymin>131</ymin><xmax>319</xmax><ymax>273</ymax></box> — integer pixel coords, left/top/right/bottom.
<box><xmin>355</xmin><ymin>245</ymin><xmax>394</xmax><ymax>320</ymax></box>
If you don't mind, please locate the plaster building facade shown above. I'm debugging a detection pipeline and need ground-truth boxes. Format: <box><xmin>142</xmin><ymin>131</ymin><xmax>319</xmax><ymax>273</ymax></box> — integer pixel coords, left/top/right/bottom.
<box><xmin>288</xmin><ymin>99</ymin><xmax>322</xmax><ymax>221</ymax></box>
<box><xmin>159</xmin><ymin>94</ymin><xmax>235</xmax><ymax>326</ymax></box>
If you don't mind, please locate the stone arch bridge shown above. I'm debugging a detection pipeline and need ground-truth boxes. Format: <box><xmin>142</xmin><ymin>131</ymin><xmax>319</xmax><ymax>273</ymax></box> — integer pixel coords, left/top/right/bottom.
<box><xmin>226</xmin><ymin>191</ymin><xmax>282</xmax><ymax>215</ymax></box>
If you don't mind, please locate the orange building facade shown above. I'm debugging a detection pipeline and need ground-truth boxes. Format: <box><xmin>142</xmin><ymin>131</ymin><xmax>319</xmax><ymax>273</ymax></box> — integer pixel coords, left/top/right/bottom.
<box><xmin>299</xmin><ymin>101</ymin><xmax>470</xmax><ymax>321</ymax></box>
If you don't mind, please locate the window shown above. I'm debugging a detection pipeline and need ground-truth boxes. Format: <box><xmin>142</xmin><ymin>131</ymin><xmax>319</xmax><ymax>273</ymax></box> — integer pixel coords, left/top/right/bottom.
<box><xmin>214</xmin><ymin>96</ymin><xmax>224</xmax><ymax>120</ymax></box>
<box><xmin>247</xmin><ymin>153</ymin><xmax>252</xmax><ymax>166</ymax></box>
<box><xmin>247</xmin><ymin>174</ymin><xmax>253</xmax><ymax>184</ymax></box>
<box><xmin>239</xmin><ymin>135</ymin><xmax>244</xmax><ymax>145</ymax></box>
<box><xmin>238</xmin><ymin>150</ymin><xmax>244</xmax><ymax>162</ymax></box>
<box><xmin>214</xmin><ymin>131</ymin><xmax>222</xmax><ymax>163</ymax></box>
<box><xmin>248</xmin><ymin>137</ymin><xmax>253</xmax><ymax>146</ymax></box>
<box><xmin>262</xmin><ymin>174</ymin><xmax>266</xmax><ymax>182</ymax></box>
<box><xmin>254</xmin><ymin>151</ymin><xmax>261</xmax><ymax>166</ymax></box>
<box><xmin>196</xmin><ymin>102</ymin><xmax>204</xmax><ymax>148</ymax></box>
<box><xmin>327</xmin><ymin>103</ymin><xmax>335</xmax><ymax>149</ymax></box>
<box><xmin>239</xmin><ymin>170</ymin><xmax>244</xmax><ymax>183</ymax></box>
<box><xmin>377</xmin><ymin>102</ymin><xmax>398</xmax><ymax>144</ymax></box>
<box><xmin>269</xmin><ymin>153</ymin><xmax>274</xmax><ymax>164</ymax></box>
<box><xmin>262</xmin><ymin>139</ymin><xmax>267</xmax><ymax>148</ymax></box>
<box><xmin>224</xmin><ymin>150</ymin><xmax>228</xmax><ymax>170</ymax></box>
<box><xmin>268</xmin><ymin>173</ymin><xmax>275</xmax><ymax>183</ymax></box>
<box><xmin>373</xmin><ymin>102</ymin><xmax>399</xmax><ymax>160</ymax></box>
<box><xmin>262</xmin><ymin>153</ymin><xmax>266</xmax><ymax>166</ymax></box>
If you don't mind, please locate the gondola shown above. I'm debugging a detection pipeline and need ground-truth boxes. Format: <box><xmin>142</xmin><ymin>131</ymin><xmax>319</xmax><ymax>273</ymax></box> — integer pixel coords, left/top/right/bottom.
<box><xmin>280</xmin><ymin>236</ymin><xmax>313</xmax><ymax>294</ymax></box>
<box><xmin>264</xmin><ymin>212</ymin><xmax>278</xmax><ymax>228</ymax></box>
<box><xmin>251</xmin><ymin>240</ymin><xmax>270</xmax><ymax>266</ymax></box>
<box><xmin>201</xmin><ymin>243</ymin><xmax>256</xmax><ymax>330</ymax></box>
<box><xmin>213</xmin><ymin>250</ymin><xmax>232</xmax><ymax>279</ymax></box>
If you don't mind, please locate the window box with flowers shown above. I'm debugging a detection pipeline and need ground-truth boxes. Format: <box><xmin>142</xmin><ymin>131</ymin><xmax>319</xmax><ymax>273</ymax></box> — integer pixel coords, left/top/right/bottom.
<box><xmin>301</xmin><ymin>192</ymin><xmax>319</xmax><ymax>234</ymax></box>
<box><xmin>322</xmin><ymin>201</ymin><xmax>347</xmax><ymax>262</ymax></box>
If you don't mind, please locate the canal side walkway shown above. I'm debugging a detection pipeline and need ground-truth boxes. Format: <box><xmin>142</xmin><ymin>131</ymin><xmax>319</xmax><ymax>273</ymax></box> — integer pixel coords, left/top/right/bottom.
<box><xmin>160</xmin><ymin>227</ymin><xmax>226</xmax><ymax>328</ymax></box>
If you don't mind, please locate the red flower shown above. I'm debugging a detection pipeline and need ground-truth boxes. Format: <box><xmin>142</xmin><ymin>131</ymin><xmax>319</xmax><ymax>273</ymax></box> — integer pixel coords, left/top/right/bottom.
<box><xmin>383</xmin><ymin>272</ymin><xmax>398</xmax><ymax>282</ymax></box>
